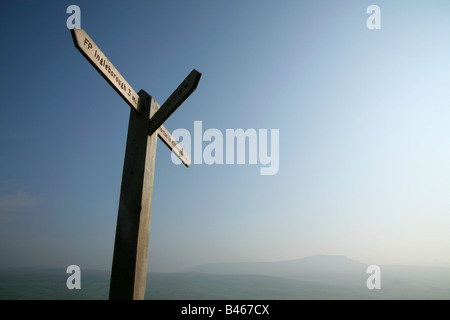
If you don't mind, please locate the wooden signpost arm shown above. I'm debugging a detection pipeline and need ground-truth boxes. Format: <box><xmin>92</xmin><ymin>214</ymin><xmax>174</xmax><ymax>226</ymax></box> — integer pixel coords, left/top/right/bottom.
<box><xmin>71</xmin><ymin>28</ymin><xmax>141</xmax><ymax>112</ymax></box>
<box><xmin>148</xmin><ymin>69</ymin><xmax>201</xmax><ymax>136</ymax></box>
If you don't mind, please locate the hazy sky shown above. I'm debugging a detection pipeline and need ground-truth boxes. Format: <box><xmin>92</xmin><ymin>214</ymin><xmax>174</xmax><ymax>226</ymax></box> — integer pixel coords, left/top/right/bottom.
<box><xmin>1</xmin><ymin>0</ymin><xmax>449</xmax><ymax>273</ymax></box>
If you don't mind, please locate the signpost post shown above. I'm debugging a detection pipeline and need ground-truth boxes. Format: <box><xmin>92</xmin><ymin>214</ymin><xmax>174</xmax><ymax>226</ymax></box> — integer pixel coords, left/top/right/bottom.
<box><xmin>71</xmin><ymin>28</ymin><xmax>201</xmax><ymax>299</ymax></box>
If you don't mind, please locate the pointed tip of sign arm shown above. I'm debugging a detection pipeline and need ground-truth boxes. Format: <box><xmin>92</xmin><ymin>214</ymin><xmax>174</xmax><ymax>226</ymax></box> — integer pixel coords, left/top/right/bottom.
<box><xmin>71</xmin><ymin>28</ymin><xmax>141</xmax><ymax>113</ymax></box>
<box><xmin>190</xmin><ymin>69</ymin><xmax>202</xmax><ymax>91</ymax></box>
<box><xmin>157</xmin><ymin>125</ymin><xmax>191</xmax><ymax>168</ymax></box>
<box><xmin>158</xmin><ymin>140</ymin><xmax>191</xmax><ymax>168</ymax></box>
<box><xmin>70</xmin><ymin>28</ymin><xmax>82</xmax><ymax>47</ymax></box>
<box><xmin>158</xmin><ymin>135</ymin><xmax>191</xmax><ymax>168</ymax></box>
<box><xmin>148</xmin><ymin>69</ymin><xmax>202</xmax><ymax>136</ymax></box>
<box><xmin>70</xmin><ymin>28</ymin><xmax>88</xmax><ymax>56</ymax></box>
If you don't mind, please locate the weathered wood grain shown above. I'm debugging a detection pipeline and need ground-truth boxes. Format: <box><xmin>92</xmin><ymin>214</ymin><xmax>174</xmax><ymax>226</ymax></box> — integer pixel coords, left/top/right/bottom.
<box><xmin>109</xmin><ymin>90</ymin><xmax>157</xmax><ymax>300</ymax></box>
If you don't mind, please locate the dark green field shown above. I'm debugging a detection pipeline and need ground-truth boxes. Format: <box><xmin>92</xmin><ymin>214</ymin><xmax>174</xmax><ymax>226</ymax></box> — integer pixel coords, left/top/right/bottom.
<box><xmin>1</xmin><ymin>266</ymin><xmax>450</xmax><ymax>300</ymax></box>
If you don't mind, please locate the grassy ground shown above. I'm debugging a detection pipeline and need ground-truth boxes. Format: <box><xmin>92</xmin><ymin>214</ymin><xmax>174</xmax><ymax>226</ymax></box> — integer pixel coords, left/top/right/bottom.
<box><xmin>1</xmin><ymin>268</ymin><xmax>450</xmax><ymax>300</ymax></box>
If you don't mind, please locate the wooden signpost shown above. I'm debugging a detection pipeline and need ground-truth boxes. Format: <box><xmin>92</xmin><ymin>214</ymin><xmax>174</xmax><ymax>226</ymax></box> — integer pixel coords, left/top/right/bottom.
<box><xmin>71</xmin><ymin>28</ymin><xmax>201</xmax><ymax>299</ymax></box>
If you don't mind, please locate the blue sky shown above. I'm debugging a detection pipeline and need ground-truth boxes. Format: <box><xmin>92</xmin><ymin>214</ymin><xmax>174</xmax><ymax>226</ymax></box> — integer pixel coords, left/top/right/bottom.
<box><xmin>0</xmin><ymin>0</ymin><xmax>450</xmax><ymax>273</ymax></box>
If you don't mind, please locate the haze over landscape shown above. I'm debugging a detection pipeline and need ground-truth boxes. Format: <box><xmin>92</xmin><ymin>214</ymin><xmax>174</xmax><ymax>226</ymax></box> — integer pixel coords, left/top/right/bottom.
<box><xmin>1</xmin><ymin>0</ymin><xmax>450</xmax><ymax>299</ymax></box>
<box><xmin>2</xmin><ymin>255</ymin><xmax>450</xmax><ymax>299</ymax></box>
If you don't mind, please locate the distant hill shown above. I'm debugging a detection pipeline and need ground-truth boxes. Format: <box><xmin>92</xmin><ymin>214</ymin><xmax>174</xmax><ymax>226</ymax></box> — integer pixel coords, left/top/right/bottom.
<box><xmin>187</xmin><ymin>255</ymin><xmax>450</xmax><ymax>299</ymax></box>
<box><xmin>188</xmin><ymin>254</ymin><xmax>371</xmax><ymax>290</ymax></box>
<box><xmin>145</xmin><ymin>272</ymin><xmax>381</xmax><ymax>300</ymax></box>
<box><xmin>189</xmin><ymin>255</ymin><xmax>367</xmax><ymax>279</ymax></box>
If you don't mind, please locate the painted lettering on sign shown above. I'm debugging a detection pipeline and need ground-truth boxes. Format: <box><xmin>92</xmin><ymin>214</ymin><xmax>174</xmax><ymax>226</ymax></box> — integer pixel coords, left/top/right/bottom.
<box><xmin>158</xmin><ymin>126</ymin><xmax>190</xmax><ymax>167</ymax></box>
<box><xmin>72</xmin><ymin>28</ymin><xmax>193</xmax><ymax>168</ymax></box>
<box><xmin>71</xmin><ymin>29</ymin><xmax>140</xmax><ymax>112</ymax></box>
